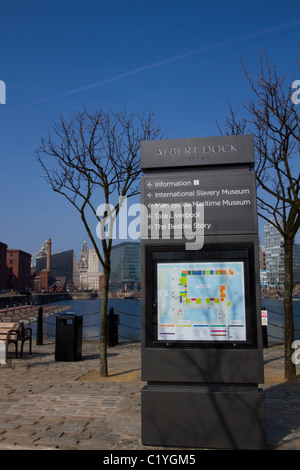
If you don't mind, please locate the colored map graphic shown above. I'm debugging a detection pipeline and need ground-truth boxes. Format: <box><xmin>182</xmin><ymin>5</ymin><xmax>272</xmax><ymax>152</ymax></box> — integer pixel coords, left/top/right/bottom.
<box><xmin>157</xmin><ymin>261</ymin><xmax>246</xmax><ymax>341</ymax></box>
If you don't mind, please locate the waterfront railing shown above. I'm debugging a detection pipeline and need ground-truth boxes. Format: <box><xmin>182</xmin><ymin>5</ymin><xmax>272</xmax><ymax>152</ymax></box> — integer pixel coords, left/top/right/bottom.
<box><xmin>42</xmin><ymin>307</ymin><xmax>141</xmax><ymax>343</ymax></box>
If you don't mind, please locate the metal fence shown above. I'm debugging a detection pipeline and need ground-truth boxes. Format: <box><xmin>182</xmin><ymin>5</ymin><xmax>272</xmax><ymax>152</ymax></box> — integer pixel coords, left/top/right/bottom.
<box><xmin>42</xmin><ymin>306</ymin><xmax>141</xmax><ymax>343</ymax></box>
<box><xmin>265</xmin><ymin>306</ymin><xmax>300</xmax><ymax>343</ymax></box>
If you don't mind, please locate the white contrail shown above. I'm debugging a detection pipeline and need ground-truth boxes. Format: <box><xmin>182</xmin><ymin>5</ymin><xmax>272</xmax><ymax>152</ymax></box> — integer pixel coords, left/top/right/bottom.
<box><xmin>16</xmin><ymin>20</ymin><xmax>300</xmax><ymax>108</ymax></box>
<box><xmin>63</xmin><ymin>20</ymin><xmax>300</xmax><ymax>96</ymax></box>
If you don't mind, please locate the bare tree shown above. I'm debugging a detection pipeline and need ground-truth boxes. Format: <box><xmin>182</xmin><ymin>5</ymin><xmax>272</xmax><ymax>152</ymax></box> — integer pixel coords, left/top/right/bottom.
<box><xmin>218</xmin><ymin>51</ymin><xmax>300</xmax><ymax>380</ymax></box>
<box><xmin>36</xmin><ymin>107</ymin><xmax>163</xmax><ymax>376</ymax></box>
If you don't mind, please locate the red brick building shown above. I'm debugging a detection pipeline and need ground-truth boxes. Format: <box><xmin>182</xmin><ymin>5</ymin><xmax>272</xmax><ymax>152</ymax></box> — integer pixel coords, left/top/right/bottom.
<box><xmin>0</xmin><ymin>242</ymin><xmax>7</xmax><ymax>291</ymax></box>
<box><xmin>39</xmin><ymin>269</ymin><xmax>49</xmax><ymax>291</ymax></box>
<box><xmin>6</xmin><ymin>249</ymin><xmax>31</xmax><ymax>291</ymax></box>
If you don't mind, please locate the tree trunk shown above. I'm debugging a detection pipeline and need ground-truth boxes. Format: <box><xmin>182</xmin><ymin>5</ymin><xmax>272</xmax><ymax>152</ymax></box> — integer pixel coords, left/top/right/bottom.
<box><xmin>284</xmin><ymin>238</ymin><xmax>296</xmax><ymax>380</ymax></box>
<box><xmin>99</xmin><ymin>266</ymin><xmax>110</xmax><ymax>377</ymax></box>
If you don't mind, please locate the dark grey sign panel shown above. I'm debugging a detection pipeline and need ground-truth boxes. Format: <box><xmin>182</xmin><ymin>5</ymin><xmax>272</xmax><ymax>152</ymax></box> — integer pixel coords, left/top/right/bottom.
<box><xmin>141</xmin><ymin>170</ymin><xmax>257</xmax><ymax>237</ymax></box>
<box><xmin>140</xmin><ymin>135</ymin><xmax>265</xmax><ymax>449</ymax></box>
<box><xmin>141</xmin><ymin>135</ymin><xmax>255</xmax><ymax>169</ymax></box>
<box><xmin>142</xmin><ymin>384</ymin><xmax>266</xmax><ymax>449</ymax></box>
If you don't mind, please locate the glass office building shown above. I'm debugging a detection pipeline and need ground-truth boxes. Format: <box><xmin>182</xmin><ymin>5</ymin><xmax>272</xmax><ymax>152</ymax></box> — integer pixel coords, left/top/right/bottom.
<box><xmin>294</xmin><ymin>244</ymin><xmax>300</xmax><ymax>285</ymax></box>
<box><xmin>110</xmin><ymin>242</ymin><xmax>140</xmax><ymax>291</ymax></box>
<box><xmin>264</xmin><ymin>222</ymin><xmax>300</xmax><ymax>287</ymax></box>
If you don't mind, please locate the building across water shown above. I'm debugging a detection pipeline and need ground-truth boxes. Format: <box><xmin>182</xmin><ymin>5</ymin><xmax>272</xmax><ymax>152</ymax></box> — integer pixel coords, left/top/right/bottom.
<box><xmin>78</xmin><ymin>241</ymin><xmax>102</xmax><ymax>290</ymax></box>
<box><xmin>35</xmin><ymin>240</ymin><xmax>80</xmax><ymax>291</ymax></box>
<box><xmin>263</xmin><ymin>222</ymin><xmax>300</xmax><ymax>288</ymax></box>
<box><xmin>110</xmin><ymin>242</ymin><xmax>140</xmax><ymax>292</ymax></box>
<box><xmin>0</xmin><ymin>241</ymin><xmax>32</xmax><ymax>292</ymax></box>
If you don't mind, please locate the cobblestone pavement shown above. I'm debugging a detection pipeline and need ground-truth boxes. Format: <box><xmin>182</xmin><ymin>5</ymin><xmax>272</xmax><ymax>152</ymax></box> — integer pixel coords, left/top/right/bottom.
<box><xmin>0</xmin><ymin>340</ymin><xmax>299</xmax><ymax>451</ymax></box>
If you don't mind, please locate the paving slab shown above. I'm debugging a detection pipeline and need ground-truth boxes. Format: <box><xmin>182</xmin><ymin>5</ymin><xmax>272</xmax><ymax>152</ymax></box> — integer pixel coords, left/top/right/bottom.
<box><xmin>0</xmin><ymin>340</ymin><xmax>299</xmax><ymax>451</ymax></box>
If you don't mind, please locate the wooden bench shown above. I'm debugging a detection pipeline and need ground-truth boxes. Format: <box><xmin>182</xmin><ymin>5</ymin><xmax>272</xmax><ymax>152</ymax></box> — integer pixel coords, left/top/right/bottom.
<box><xmin>0</xmin><ymin>322</ymin><xmax>32</xmax><ymax>364</ymax></box>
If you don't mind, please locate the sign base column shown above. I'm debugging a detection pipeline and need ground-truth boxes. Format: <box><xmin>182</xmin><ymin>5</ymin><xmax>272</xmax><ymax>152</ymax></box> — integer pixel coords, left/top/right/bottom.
<box><xmin>142</xmin><ymin>383</ymin><xmax>266</xmax><ymax>450</ymax></box>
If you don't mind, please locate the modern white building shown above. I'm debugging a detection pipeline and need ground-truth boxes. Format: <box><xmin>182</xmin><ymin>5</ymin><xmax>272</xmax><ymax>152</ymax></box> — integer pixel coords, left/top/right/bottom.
<box><xmin>264</xmin><ymin>222</ymin><xmax>300</xmax><ymax>288</ymax></box>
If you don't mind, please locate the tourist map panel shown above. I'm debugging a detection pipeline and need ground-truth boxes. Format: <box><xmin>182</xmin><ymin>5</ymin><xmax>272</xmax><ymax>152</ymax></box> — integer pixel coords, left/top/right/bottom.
<box><xmin>157</xmin><ymin>261</ymin><xmax>246</xmax><ymax>341</ymax></box>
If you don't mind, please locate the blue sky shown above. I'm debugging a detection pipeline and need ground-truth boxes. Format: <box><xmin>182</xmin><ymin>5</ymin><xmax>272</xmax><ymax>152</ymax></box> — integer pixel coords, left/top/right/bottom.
<box><xmin>0</xmin><ymin>0</ymin><xmax>299</xmax><ymax>261</ymax></box>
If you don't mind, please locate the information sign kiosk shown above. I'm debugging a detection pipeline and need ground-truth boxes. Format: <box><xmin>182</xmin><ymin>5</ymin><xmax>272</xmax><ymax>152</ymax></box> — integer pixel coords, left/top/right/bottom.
<box><xmin>140</xmin><ymin>135</ymin><xmax>266</xmax><ymax>449</ymax></box>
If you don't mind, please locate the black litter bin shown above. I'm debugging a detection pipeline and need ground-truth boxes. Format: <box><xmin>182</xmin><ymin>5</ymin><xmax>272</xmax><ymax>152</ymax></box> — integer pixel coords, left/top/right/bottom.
<box><xmin>55</xmin><ymin>313</ymin><xmax>82</xmax><ymax>361</ymax></box>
